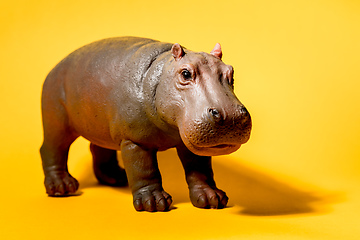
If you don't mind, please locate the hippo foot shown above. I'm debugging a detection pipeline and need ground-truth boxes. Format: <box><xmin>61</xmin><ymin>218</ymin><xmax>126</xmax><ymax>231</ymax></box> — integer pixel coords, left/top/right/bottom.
<box><xmin>44</xmin><ymin>171</ymin><xmax>79</xmax><ymax>196</ymax></box>
<box><xmin>94</xmin><ymin>164</ymin><xmax>128</xmax><ymax>187</ymax></box>
<box><xmin>189</xmin><ymin>185</ymin><xmax>228</xmax><ymax>209</ymax></box>
<box><xmin>132</xmin><ymin>184</ymin><xmax>172</xmax><ymax>212</ymax></box>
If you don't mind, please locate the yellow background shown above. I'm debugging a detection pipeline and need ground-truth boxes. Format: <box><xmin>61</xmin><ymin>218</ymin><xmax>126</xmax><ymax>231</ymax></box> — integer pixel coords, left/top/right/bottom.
<box><xmin>1</xmin><ymin>0</ymin><xmax>359</xmax><ymax>239</ymax></box>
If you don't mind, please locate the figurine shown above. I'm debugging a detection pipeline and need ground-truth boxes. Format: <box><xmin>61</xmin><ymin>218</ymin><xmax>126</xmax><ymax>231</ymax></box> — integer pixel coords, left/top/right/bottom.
<box><xmin>40</xmin><ymin>37</ymin><xmax>252</xmax><ymax>212</ymax></box>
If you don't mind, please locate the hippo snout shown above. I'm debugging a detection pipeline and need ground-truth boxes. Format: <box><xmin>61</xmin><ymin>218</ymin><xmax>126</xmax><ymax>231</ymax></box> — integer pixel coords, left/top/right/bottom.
<box><xmin>206</xmin><ymin>105</ymin><xmax>251</xmax><ymax>126</ymax></box>
<box><xmin>181</xmin><ymin>105</ymin><xmax>252</xmax><ymax>156</ymax></box>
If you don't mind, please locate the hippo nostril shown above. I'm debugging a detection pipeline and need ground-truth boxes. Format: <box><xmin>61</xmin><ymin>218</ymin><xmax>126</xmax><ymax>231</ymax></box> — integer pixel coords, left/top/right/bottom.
<box><xmin>239</xmin><ymin>107</ymin><xmax>248</xmax><ymax>115</ymax></box>
<box><xmin>208</xmin><ymin>108</ymin><xmax>221</xmax><ymax>119</ymax></box>
<box><xmin>238</xmin><ymin>106</ymin><xmax>251</xmax><ymax>125</ymax></box>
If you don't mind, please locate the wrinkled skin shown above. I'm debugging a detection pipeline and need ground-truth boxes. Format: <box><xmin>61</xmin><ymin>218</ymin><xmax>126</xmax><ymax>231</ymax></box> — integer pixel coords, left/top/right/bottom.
<box><xmin>40</xmin><ymin>37</ymin><xmax>251</xmax><ymax>212</ymax></box>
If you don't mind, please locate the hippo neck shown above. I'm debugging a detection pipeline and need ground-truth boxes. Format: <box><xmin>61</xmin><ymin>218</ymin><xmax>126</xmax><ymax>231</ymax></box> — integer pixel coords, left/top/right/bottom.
<box><xmin>141</xmin><ymin>50</ymin><xmax>181</xmax><ymax>141</ymax></box>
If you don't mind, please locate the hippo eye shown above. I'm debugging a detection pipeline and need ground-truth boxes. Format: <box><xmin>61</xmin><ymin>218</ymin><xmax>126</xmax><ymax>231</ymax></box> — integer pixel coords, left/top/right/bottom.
<box><xmin>181</xmin><ymin>69</ymin><xmax>192</xmax><ymax>80</ymax></box>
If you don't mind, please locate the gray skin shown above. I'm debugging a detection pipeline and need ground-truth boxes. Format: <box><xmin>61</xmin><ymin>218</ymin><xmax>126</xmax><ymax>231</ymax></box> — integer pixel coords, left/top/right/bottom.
<box><xmin>40</xmin><ymin>37</ymin><xmax>252</xmax><ymax>212</ymax></box>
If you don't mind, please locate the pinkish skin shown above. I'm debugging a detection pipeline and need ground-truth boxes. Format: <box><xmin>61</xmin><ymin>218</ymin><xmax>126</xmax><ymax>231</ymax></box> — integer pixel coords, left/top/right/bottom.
<box><xmin>40</xmin><ymin>37</ymin><xmax>251</xmax><ymax>212</ymax></box>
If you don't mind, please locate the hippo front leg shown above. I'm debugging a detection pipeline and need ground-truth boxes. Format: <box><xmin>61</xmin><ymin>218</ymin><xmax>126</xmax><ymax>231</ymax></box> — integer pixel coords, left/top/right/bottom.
<box><xmin>176</xmin><ymin>144</ymin><xmax>228</xmax><ymax>209</ymax></box>
<box><xmin>120</xmin><ymin>140</ymin><xmax>172</xmax><ymax>212</ymax></box>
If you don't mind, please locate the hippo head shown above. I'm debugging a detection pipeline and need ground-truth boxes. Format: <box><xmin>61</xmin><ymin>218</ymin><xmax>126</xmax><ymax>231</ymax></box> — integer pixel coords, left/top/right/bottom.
<box><xmin>155</xmin><ymin>43</ymin><xmax>252</xmax><ymax>156</ymax></box>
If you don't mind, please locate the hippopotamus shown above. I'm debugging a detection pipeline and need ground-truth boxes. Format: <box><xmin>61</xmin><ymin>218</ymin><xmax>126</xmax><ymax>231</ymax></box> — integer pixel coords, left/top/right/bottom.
<box><xmin>40</xmin><ymin>37</ymin><xmax>251</xmax><ymax>212</ymax></box>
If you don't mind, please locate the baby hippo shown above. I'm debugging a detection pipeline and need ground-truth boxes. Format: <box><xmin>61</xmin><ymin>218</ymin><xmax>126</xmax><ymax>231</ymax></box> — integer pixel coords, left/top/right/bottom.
<box><xmin>40</xmin><ymin>37</ymin><xmax>252</xmax><ymax>212</ymax></box>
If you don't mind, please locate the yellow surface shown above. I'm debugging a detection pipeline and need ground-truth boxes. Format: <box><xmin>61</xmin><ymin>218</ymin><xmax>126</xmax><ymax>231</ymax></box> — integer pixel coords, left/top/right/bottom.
<box><xmin>1</xmin><ymin>0</ymin><xmax>359</xmax><ymax>239</ymax></box>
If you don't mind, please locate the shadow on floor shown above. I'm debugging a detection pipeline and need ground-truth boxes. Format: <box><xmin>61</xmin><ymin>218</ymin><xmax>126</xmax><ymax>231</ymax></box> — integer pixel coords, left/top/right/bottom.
<box><xmin>212</xmin><ymin>159</ymin><xmax>341</xmax><ymax>216</ymax></box>
<box><xmin>76</xmin><ymin>149</ymin><xmax>342</xmax><ymax>216</ymax></box>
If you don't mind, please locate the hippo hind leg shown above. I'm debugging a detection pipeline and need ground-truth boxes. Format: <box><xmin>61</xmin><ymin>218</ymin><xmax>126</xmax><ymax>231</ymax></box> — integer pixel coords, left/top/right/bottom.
<box><xmin>90</xmin><ymin>143</ymin><xmax>128</xmax><ymax>186</ymax></box>
<box><xmin>40</xmin><ymin>98</ymin><xmax>79</xmax><ymax>196</ymax></box>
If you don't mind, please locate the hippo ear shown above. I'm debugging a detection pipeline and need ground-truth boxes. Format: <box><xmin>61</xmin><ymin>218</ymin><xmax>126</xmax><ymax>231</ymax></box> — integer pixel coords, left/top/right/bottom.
<box><xmin>171</xmin><ymin>43</ymin><xmax>185</xmax><ymax>60</ymax></box>
<box><xmin>210</xmin><ymin>43</ymin><xmax>222</xmax><ymax>60</ymax></box>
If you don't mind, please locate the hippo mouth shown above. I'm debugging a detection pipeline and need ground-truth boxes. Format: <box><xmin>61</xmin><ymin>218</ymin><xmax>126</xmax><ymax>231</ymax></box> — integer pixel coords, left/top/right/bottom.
<box><xmin>211</xmin><ymin>144</ymin><xmax>237</xmax><ymax>149</ymax></box>
<box><xmin>181</xmin><ymin>133</ymin><xmax>241</xmax><ymax>156</ymax></box>
<box><xmin>191</xmin><ymin>143</ymin><xmax>241</xmax><ymax>156</ymax></box>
